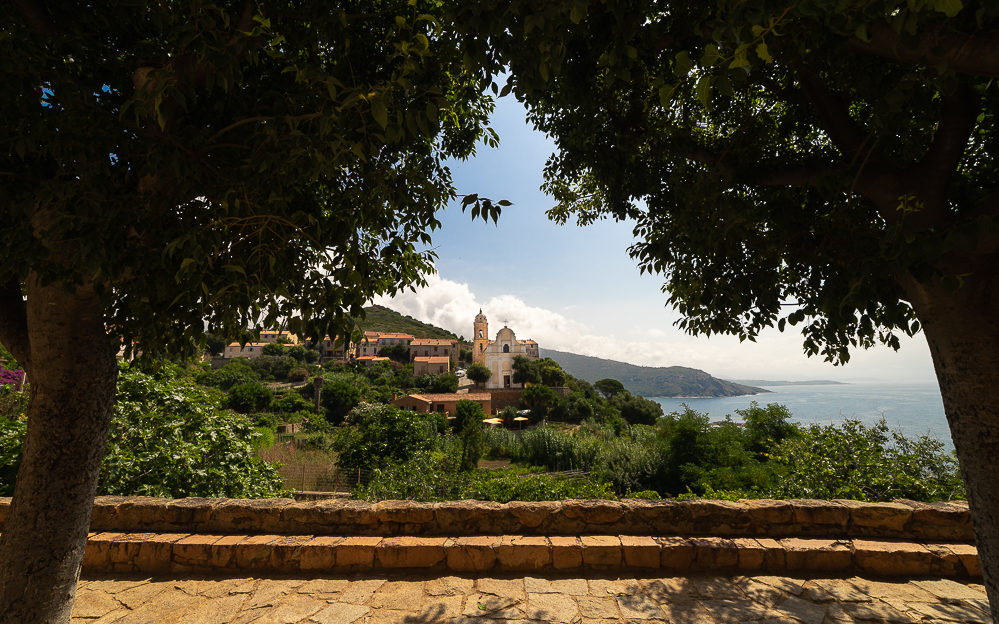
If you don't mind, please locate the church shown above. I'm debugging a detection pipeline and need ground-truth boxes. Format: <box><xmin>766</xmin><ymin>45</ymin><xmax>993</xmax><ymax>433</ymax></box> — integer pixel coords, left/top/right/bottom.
<box><xmin>472</xmin><ymin>310</ymin><xmax>540</xmax><ymax>389</ymax></box>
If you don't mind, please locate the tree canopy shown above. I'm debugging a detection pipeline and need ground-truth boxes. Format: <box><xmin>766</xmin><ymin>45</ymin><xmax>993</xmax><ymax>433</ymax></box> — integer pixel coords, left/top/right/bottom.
<box><xmin>460</xmin><ymin>0</ymin><xmax>999</xmax><ymax>615</ymax></box>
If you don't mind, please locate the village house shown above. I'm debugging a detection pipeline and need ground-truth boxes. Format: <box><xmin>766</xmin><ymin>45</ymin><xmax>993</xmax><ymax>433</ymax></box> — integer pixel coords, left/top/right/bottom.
<box><xmin>413</xmin><ymin>356</ymin><xmax>450</xmax><ymax>376</ymax></box>
<box><xmin>472</xmin><ymin>310</ymin><xmax>540</xmax><ymax>389</ymax></box>
<box><xmin>393</xmin><ymin>392</ymin><xmax>492</xmax><ymax>416</ymax></box>
<box><xmin>357</xmin><ymin>331</ymin><xmax>415</xmax><ymax>357</ymax></box>
<box><xmin>258</xmin><ymin>330</ymin><xmax>299</xmax><ymax>344</ymax></box>
<box><xmin>223</xmin><ymin>342</ymin><xmax>270</xmax><ymax>359</ymax></box>
<box><xmin>409</xmin><ymin>338</ymin><xmax>458</xmax><ymax>367</ymax></box>
<box><xmin>315</xmin><ymin>336</ymin><xmax>355</xmax><ymax>363</ymax></box>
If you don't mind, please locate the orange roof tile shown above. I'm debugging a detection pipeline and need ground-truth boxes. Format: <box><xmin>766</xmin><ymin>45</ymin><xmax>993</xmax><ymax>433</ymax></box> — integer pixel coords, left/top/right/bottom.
<box><xmin>377</xmin><ymin>333</ymin><xmax>415</xmax><ymax>339</ymax></box>
<box><xmin>400</xmin><ymin>393</ymin><xmax>491</xmax><ymax>402</ymax></box>
<box><xmin>410</xmin><ymin>339</ymin><xmax>456</xmax><ymax>346</ymax></box>
<box><xmin>414</xmin><ymin>356</ymin><xmax>451</xmax><ymax>364</ymax></box>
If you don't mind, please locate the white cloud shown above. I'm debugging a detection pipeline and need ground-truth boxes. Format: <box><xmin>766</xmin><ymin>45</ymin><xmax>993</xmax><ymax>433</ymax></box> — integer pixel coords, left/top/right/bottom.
<box><xmin>374</xmin><ymin>274</ymin><xmax>937</xmax><ymax>383</ymax></box>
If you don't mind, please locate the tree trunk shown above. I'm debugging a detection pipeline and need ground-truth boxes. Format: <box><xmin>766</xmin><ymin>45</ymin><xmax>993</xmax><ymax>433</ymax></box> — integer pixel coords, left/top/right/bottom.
<box><xmin>0</xmin><ymin>275</ymin><xmax>117</xmax><ymax>624</ymax></box>
<box><xmin>907</xmin><ymin>278</ymin><xmax>999</xmax><ymax>621</ymax></box>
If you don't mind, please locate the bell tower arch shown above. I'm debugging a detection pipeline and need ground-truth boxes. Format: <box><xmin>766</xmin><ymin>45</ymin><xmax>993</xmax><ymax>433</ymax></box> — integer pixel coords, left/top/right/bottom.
<box><xmin>472</xmin><ymin>309</ymin><xmax>489</xmax><ymax>365</ymax></box>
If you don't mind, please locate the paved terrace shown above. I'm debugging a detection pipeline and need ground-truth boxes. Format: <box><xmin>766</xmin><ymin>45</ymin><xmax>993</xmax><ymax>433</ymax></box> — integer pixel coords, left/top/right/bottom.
<box><xmin>73</xmin><ymin>572</ymin><xmax>991</xmax><ymax>623</ymax></box>
<box><xmin>0</xmin><ymin>496</ymin><xmax>982</xmax><ymax>623</ymax></box>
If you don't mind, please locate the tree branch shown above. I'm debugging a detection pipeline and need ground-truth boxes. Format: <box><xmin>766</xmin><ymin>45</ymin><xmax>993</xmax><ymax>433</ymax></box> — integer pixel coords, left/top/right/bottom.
<box><xmin>797</xmin><ymin>66</ymin><xmax>867</xmax><ymax>157</ymax></box>
<box><xmin>908</xmin><ymin>82</ymin><xmax>980</xmax><ymax>229</ymax></box>
<box><xmin>848</xmin><ymin>20</ymin><xmax>999</xmax><ymax>78</ymax></box>
<box><xmin>0</xmin><ymin>280</ymin><xmax>30</xmax><ymax>372</ymax></box>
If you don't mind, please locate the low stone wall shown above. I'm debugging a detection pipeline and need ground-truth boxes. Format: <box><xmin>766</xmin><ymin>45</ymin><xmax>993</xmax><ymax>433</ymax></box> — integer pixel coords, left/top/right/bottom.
<box><xmin>79</xmin><ymin>532</ymin><xmax>980</xmax><ymax>578</ymax></box>
<box><xmin>0</xmin><ymin>497</ymin><xmax>973</xmax><ymax>541</ymax></box>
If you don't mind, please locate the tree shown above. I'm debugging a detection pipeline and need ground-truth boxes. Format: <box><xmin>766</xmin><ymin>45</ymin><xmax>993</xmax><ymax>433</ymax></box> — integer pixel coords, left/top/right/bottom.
<box><xmin>453</xmin><ymin>399</ymin><xmax>486</xmax><ymax>470</ymax></box>
<box><xmin>511</xmin><ymin>355</ymin><xmax>541</xmax><ymax>386</ymax></box>
<box><xmin>470</xmin><ymin>1</ymin><xmax>999</xmax><ymax>614</ymax></box>
<box><xmin>465</xmin><ymin>362</ymin><xmax>492</xmax><ymax>387</ymax></box>
<box><xmin>261</xmin><ymin>343</ymin><xmax>286</xmax><ymax>357</ymax></box>
<box><xmin>593</xmin><ymin>378</ymin><xmax>626</xmax><ymax>399</ymax></box>
<box><xmin>1</xmin><ymin>3</ymin><xmax>498</xmax><ymax>620</ymax></box>
<box><xmin>333</xmin><ymin>403</ymin><xmax>438</xmax><ymax>472</ymax></box>
<box><xmin>377</xmin><ymin>343</ymin><xmax>410</xmax><ymax>363</ymax></box>
<box><xmin>610</xmin><ymin>392</ymin><xmax>663</xmax><ymax>426</ymax></box>
<box><xmin>521</xmin><ymin>384</ymin><xmax>559</xmax><ymax>423</ymax></box>
<box><xmin>226</xmin><ymin>381</ymin><xmax>274</xmax><ymax>414</ymax></box>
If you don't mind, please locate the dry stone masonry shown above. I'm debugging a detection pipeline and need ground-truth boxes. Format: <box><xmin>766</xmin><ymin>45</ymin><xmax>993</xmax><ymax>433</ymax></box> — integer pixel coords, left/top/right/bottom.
<box><xmin>0</xmin><ymin>497</ymin><xmax>978</xmax><ymax>578</ymax></box>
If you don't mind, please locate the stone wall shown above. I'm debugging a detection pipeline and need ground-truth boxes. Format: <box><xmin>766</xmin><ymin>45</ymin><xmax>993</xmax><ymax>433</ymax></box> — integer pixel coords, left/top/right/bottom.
<box><xmin>0</xmin><ymin>497</ymin><xmax>972</xmax><ymax>541</ymax></box>
<box><xmin>0</xmin><ymin>497</ymin><xmax>976</xmax><ymax>577</ymax></box>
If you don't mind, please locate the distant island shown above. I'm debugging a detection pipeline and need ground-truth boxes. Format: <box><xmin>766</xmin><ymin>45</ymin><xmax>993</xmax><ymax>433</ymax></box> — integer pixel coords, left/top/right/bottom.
<box><xmin>733</xmin><ymin>379</ymin><xmax>846</xmax><ymax>387</ymax></box>
<box><xmin>541</xmin><ymin>348</ymin><xmax>767</xmax><ymax>398</ymax></box>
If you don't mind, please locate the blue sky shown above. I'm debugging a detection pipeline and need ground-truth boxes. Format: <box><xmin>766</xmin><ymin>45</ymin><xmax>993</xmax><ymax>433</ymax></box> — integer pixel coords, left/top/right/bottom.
<box><xmin>376</xmin><ymin>96</ymin><xmax>938</xmax><ymax>384</ymax></box>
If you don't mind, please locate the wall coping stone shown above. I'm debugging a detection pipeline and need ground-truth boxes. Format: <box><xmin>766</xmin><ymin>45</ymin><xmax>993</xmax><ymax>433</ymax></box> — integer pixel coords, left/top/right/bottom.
<box><xmin>0</xmin><ymin>497</ymin><xmax>972</xmax><ymax>541</ymax></box>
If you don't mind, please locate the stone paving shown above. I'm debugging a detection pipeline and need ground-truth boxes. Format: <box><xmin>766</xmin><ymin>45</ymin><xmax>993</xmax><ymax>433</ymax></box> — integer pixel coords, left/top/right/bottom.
<box><xmin>71</xmin><ymin>572</ymin><xmax>992</xmax><ymax>624</ymax></box>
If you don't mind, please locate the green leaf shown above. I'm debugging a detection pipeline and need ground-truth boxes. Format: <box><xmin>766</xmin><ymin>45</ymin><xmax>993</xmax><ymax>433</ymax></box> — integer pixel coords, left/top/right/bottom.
<box><xmin>931</xmin><ymin>0</ymin><xmax>963</xmax><ymax>17</ymax></box>
<box><xmin>371</xmin><ymin>98</ymin><xmax>388</xmax><ymax>129</ymax></box>
<box><xmin>853</xmin><ymin>23</ymin><xmax>870</xmax><ymax>42</ymax></box>
<box><xmin>695</xmin><ymin>75</ymin><xmax>712</xmax><ymax>107</ymax></box>
<box><xmin>674</xmin><ymin>51</ymin><xmax>693</xmax><ymax>77</ymax></box>
<box><xmin>755</xmin><ymin>42</ymin><xmax>772</xmax><ymax>63</ymax></box>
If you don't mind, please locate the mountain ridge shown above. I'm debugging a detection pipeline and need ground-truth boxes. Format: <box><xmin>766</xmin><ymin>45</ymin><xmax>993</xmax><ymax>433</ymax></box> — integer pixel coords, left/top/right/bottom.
<box><xmin>541</xmin><ymin>348</ymin><xmax>767</xmax><ymax>398</ymax></box>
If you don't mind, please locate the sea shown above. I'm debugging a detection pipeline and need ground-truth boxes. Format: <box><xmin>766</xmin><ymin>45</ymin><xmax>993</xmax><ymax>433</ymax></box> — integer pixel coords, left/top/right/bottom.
<box><xmin>647</xmin><ymin>382</ymin><xmax>952</xmax><ymax>449</ymax></box>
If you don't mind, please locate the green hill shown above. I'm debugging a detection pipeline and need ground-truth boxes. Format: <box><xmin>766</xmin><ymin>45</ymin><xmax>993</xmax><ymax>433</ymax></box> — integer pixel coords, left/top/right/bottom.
<box><xmin>356</xmin><ymin>305</ymin><xmax>461</xmax><ymax>340</ymax></box>
<box><xmin>541</xmin><ymin>348</ymin><xmax>767</xmax><ymax>398</ymax></box>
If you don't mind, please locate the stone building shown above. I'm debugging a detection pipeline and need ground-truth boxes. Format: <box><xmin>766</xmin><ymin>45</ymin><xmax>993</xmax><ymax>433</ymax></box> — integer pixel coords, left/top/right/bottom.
<box><xmin>357</xmin><ymin>331</ymin><xmax>414</xmax><ymax>357</ymax></box>
<box><xmin>409</xmin><ymin>338</ymin><xmax>458</xmax><ymax>367</ymax></box>
<box><xmin>471</xmin><ymin>311</ymin><xmax>540</xmax><ymax>389</ymax></box>
<box><xmin>393</xmin><ymin>392</ymin><xmax>492</xmax><ymax>416</ymax></box>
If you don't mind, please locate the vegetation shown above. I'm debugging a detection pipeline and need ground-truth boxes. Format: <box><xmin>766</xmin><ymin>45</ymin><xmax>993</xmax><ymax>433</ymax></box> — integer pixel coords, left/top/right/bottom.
<box><xmin>357</xmin><ymin>305</ymin><xmax>460</xmax><ymax>340</ymax></box>
<box><xmin>465</xmin><ymin>362</ymin><xmax>491</xmax><ymax>386</ymax></box>
<box><xmin>1</xmin><ymin>2</ymin><xmax>502</xmax><ymax>618</ymax></box>
<box><xmin>543</xmin><ymin>349</ymin><xmax>765</xmax><ymax>397</ymax></box>
<box><xmin>469</xmin><ymin>1</ymin><xmax>999</xmax><ymax>614</ymax></box>
<box><xmin>454</xmin><ymin>400</ymin><xmax>486</xmax><ymax>471</ymax></box>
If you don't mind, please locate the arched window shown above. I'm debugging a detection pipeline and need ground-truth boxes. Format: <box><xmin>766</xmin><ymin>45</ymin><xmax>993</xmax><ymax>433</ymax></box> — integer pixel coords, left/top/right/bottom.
<box><xmin>478</xmin><ymin>330</ymin><xmax>483</xmax><ymax>338</ymax></box>
<box><xmin>503</xmin><ymin>344</ymin><xmax>510</xmax><ymax>353</ymax></box>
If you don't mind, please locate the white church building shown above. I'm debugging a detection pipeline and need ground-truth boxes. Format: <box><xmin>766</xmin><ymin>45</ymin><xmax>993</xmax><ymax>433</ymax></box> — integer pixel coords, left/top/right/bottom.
<box><xmin>472</xmin><ymin>310</ymin><xmax>540</xmax><ymax>389</ymax></box>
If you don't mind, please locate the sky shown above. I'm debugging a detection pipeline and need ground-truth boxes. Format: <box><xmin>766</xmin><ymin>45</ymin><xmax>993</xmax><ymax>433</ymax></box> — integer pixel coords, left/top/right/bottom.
<box><xmin>375</xmin><ymin>96</ymin><xmax>939</xmax><ymax>384</ymax></box>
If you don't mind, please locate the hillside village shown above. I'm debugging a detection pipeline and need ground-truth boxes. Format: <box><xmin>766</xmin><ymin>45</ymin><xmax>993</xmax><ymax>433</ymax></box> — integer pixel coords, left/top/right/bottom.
<box><xmin>220</xmin><ymin>309</ymin><xmax>547</xmax><ymax>417</ymax></box>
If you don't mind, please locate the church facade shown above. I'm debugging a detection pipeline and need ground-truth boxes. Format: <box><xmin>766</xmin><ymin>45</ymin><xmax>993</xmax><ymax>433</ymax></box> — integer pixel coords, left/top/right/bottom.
<box><xmin>472</xmin><ymin>310</ymin><xmax>539</xmax><ymax>389</ymax></box>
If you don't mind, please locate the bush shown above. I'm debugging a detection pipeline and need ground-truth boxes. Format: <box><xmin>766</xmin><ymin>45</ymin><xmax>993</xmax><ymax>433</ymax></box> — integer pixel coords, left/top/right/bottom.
<box><xmin>262</xmin><ymin>342</ymin><xmax>286</xmax><ymax>356</ymax></box>
<box><xmin>99</xmin><ymin>367</ymin><xmax>284</xmax><ymax>498</ymax></box>
<box><xmin>454</xmin><ymin>400</ymin><xmax>486</xmax><ymax>470</ymax></box>
<box><xmin>273</xmin><ymin>391</ymin><xmax>312</xmax><ymax>414</ymax></box>
<box><xmin>287</xmin><ymin>367</ymin><xmax>309</xmax><ymax>382</ymax></box>
<box><xmin>0</xmin><ymin>416</ymin><xmax>26</xmax><ymax>495</ymax></box>
<box><xmin>227</xmin><ymin>381</ymin><xmax>274</xmax><ymax>413</ymax></box>
<box><xmin>195</xmin><ymin>360</ymin><xmax>260</xmax><ymax>390</ymax></box>
<box><xmin>767</xmin><ymin>419</ymin><xmax>965</xmax><ymax>502</ymax></box>
<box><xmin>332</xmin><ymin>403</ymin><xmax>439</xmax><ymax>472</ymax></box>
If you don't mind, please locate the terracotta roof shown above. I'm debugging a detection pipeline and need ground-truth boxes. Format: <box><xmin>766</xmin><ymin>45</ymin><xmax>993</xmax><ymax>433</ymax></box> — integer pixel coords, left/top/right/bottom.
<box><xmin>377</xmin><ymin>333</ymin><xmax>415</xmax><ymax>340</ymax></box>
<box><xmin>356</xmin><ymin>356</ymin><xmax>390</xmax><ymax>361</ymax></box>
<box><xmin>414</xmin><ymin>356</ymin><xmax>450</xmax><ymax>364</ymax></box>
<box><xmin>260</xmin><ymin>330</ymin><xmax>294</xmax><ymax>335</ymax></box>
<box><xmin>400</xmin><ymin>393</ymin><xmax>491</xmax><ymax>402</ymax></box>
<box><xmin>410</xmin><ymin>338</ymin><xmax>456</xmax><ymax>346</ymax></box>
<box><xmin>227</xmin><ymin>342</ymin><xmax>269</xmax><ymax>348</ymax></box>
<box><xmin>517</xmin><ymin>340</ymin><xmax>538</xmax><ymax>344</ymax></box>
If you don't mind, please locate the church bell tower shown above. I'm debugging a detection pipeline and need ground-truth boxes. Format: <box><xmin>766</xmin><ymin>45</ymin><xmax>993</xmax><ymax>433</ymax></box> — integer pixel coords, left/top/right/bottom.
<box><xmin>472</xmin><ymin>310</ymin><xmax>489</xmax><ymax>365</ymax></box>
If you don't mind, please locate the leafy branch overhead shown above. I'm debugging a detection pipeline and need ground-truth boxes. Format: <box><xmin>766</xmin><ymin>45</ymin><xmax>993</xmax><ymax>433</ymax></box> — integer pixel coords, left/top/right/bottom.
<box><xmin>1</xmin><ymin>2</ymin><xmax>499</xmax><ymax>357</ymax></box>
<box><xmin>459</xmin><ymin>0</ymin><xmax>999</xmax><ymax>364</ymax></box>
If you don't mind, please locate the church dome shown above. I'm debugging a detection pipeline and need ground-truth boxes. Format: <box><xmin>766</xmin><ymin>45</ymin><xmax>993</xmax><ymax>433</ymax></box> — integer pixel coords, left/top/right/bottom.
<box><xmin>474</xmin><ymin>309</ymin><xmax>487</xmax><ymax>324</ymax></box>
<box><xmin>496</xmin><ymin>326</ymin><xmax>515</xmax><ymax>342</ymax></box>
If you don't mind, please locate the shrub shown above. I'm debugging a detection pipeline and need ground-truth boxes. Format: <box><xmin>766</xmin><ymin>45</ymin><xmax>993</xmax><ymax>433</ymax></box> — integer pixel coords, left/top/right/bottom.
<box><xmin>273</xmin><ymin>391</ymin><xmax>311</xmax><ymax>414</ymax></box>
<box><xmin>195</xmin><ymin>360</ymin><xmax>260</xmax><ymax>390</ymax></box>
<box><xmin>287</xmin><ymin>367</ymin><xmax>309</xmax><ymax>382</ymax></box>
<box><xmin>454</xmin><ymin>400</ymin><xmax>486</xmax><ymax>470</ymax></box>
<box><xmin>767</xmin><ymin>418</ymin><xmax>965</xmax><ymax>502</ymax></box>
<box><xmin>332</xmin><ymin>403</ymin><xmax>439</xmax><ymax>472</ymax></box>
<box><xmin>99</xmin><ymin>368</ymin><xmax>283</xmax><ymax>498</ymax></box>
<box><xmin>0</xmin><ymin>416</ymin><xmax>26</xmax><ymax>495</ymax></box>
<box><xmin>227</xmin><ymin>381</ymin><xmax>274</xmax><ymax>413</ymax></box>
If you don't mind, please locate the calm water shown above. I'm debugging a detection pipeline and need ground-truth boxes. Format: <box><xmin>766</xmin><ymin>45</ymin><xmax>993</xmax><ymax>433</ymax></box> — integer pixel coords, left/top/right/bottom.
<box><xmin>647</xmin><ymin>382</ymin><xmax>951</xmax><ymax>448</ymax></box>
